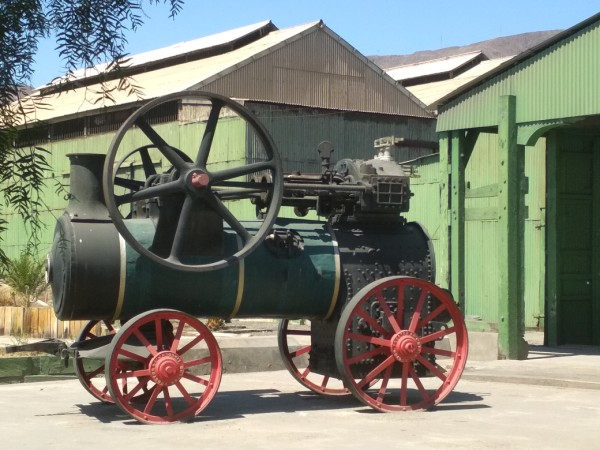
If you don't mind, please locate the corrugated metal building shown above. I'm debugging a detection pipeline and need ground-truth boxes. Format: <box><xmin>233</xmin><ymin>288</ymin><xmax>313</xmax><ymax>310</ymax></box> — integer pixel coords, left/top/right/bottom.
<box><xmin>4</xmin><ymin>20</ymin><xmax>436</xmax><ymax>258</ymax></box>
<box><xmin>432</xmin><ymin>12</ymin><xmax>600</xmax><ymax>355</ymax></box>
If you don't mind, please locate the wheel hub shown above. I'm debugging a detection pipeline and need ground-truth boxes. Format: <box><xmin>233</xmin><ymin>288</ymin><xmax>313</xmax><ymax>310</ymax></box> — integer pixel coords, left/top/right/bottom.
<box><xmin>391</xmin><ymin>330</ymin><xmax>422</xmax><ymax>362</ymax></box>
<box><xmin>191</xmin><ymin>171</ymin><xmax>210</xmax><ymax>188</ymax></box>
<box><xmin>149</xmin><ymin>351</ymin><xmax>185</xmax><ymax>386</ymax></box>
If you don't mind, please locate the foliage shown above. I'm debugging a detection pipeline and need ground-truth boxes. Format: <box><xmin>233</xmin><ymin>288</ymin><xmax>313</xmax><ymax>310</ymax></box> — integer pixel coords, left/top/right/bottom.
<box><xmin>0</xmin><ymin>251</ymin><xmax>47</xmax><ymax>307</ymax></box>
<box><xmin>0</xmin><ymin>0</ymin><xmax>184</xmax><ymax>262</ymax></box>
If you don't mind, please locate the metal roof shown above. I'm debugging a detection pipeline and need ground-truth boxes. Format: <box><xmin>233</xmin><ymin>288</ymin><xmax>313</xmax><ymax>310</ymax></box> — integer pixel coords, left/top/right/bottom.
<box><xmin>386</xmin><ymin>51</ymin><xmax>483</xmax><ymax>82</ymax></box>
<box><xmin>15</xmin><ymin>20</ymin><xmax>430</xmax><ymax>125</ymax></box>
<box><xmin>406</xmin><ymin>56</ymin><xmax>514</xmax><ymax>108</ymax></box>
<box><xmin>436</xmin><ymin>11</ymin><xmax>600</xmax><ymax>110</ymax></box>
<box><xmin>436</xmin><ymin>12</ymin><xmax>600</xmax><ymax>131</ymax></box>
<box><xmin>16</xmin><ymin>22</ymin><xmax>320</xmax><ymax>123</ymax></box>
<box><xmin>42</xmin><ymin>21</ymin><xmax>276</xmax><ymax>88</ymax></box>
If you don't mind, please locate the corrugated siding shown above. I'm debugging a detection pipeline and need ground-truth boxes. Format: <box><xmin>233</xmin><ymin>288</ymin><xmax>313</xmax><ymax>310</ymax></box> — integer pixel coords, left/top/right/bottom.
<box><xmin>203</xmin><ymin>27</ymin><xmax>430</xmax><ymax>118</ymax></box>
<box><xmin>402</xmin><ymin>155</ymin><xmax>446</xmax><ymax>284</ymax></box>
<box><xmin>247</xmin><ymin>102</ymin><xmax>436</xmax><ymax>174</ymax></box>
<box><xmin>3</xmin><ymin>104</ymin><xmax>435</xmax><ymax>257</ymax></box>
<box><xmin>0</xmin><ymin>118</ymin><xmax>250</xmax><ymax>257</ymax></box>
<box><xmin>523</xmin><ymin>137</ymin><xmax>547</xmax><ymax>329</ymax></box>
<box><xmin>438</xmin><ymin>19</ymin><xmax>600</xmax><ymax>131</ymax></box>
<box><xmin>462</xmin><ymin>132</ymin><xmax>546</xmax><ymax>327</ymax></box>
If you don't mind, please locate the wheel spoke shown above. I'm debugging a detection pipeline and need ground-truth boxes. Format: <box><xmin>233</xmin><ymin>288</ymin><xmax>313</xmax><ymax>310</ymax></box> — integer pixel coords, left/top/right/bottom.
<box><xmin>356</xmin><ymin>355</ymin><xmax>395</xmax><ymax>389</ymax></box>
<box><xmin>163</xmin><ymin>388</ymin><xmax>174</xmax><ymax>418</ymax></box>
<box><xmin>170</xmin><ymin>320</ymin><xmax>185</xmax><ymax>353</ymax></box>
<box><xmin>346</xmin><ymin>331</ymin><xmax>391</xmax><ymax>347</ymax></box>
<box><xmin>135</xmin><ymin>117</ymin><xmax>188</xmax><ymax>171</ymax></box>
<box><xmin>182</xmin><ymin>372</ymin><xmax>210</xmax><ymax>386</ymax></box>
<box><xmin>355</xmin><ymin>306</ymin><xmax>391</xmax><ymax>337</ymax></box>
<box><xmin>184</xmin><ymin>356</ymin><xmax>212</xmax><ymax>368</ymax></box>
<box><xmin>211</xmin><ymin>161</ymin><xmax>275</xmax><ymax>183</ymax></box>
<box><xmin>204</xmin><ymin>194</ymin><xmax>252</xmax><ymax>243</ymax></box>
<box><xmin>415</xmin><ymin>354</ymin><xmax>447</xmax><ymax>381</ymax></box>
<box><xmin>396</xmin><ymin>285</ymin><xmax>405</xmax><ymax>329</ymax></box>
<box><xmin>143</xmin><ymin>384</ymin><xmax>163</xmax><ymax>415</ymax></box>
<box><xmin>416</xmin><ymin>303</ymin><xmax>450</xmax><ymax>331</ymax></box>
<box><xmin>177</xmin><ymin>333</ymin><xmax>205</xmax><ymax>356</ymax></box>
<box><xmin>83</xmin><ymin>365</ymin><xmax>105</xmax><ymax>380</ymax></box>
<box><xmin>422</xmin><ymin>346</ymin><xmax>455</xmax><ymax>358</ymax></box>
<box><xmin>408</xmin><ymin>288</ymin><xmax>429</xmax><ymax>332</ymax></box>
<box><xmin>169</xmin><ymin>197</ymin><xmax>194</xmax><ymax>261</ymax></box>
<box><xmin>376</xmin><ymin>292</ymin><xmax>401</xmax><ymax>333</ymax></box>
<box><xmin>116</xmin><ymin>180</ymin><xmax>181</xmax><ymax>206</ymax></box>
<box><xmin>133</xmin><ymin>328</ymin><xmax>159</xmax><ymax>356</ymax></box>
<box><xmin>400</xmin><ymin>362</ymin><xmax>409</xmax><ymax>406</ymax></box>
<box><xmin>289</xmin><ymin>344</ymin><xmax>311</xmax><ymax>358</ymax></box>
<box><xmin>123</xmin><ymin>378</ymin><xmax>151</xmax><ymax>401</ymax></box>
<box><xmin>114</xmin><ymin>177</ymin><xmax>144</xmax><ymax>191</ymax></box>
<box><xmin>346</xmin><ymin>345</ymin><xmax>388</xmax><ymax>366</ymax></box>
<box><xmin>420</xmin><ymin>325</ymin><xmax>457</xmax><ymax>344</ymax></box>
<box><xmin>283</xmin><ymin>329</ymin><xmax>310</xmax><ymax>337</ymax></box>
<box><xmin>138</xmin><ymin>146</ymin><xmax>157</xmax><ymax>177</ymax></box>
<box><xmin>175</xmin><ymin>381</ymin><xmax>196</xmax><ymax>405</ymax></box>
<box><xmin>320</xmin><ymin>375</ymin><xmax>332</xmax><ymax>390</ymax></box>
<box><xmin>155</xmin><ymin>319</ymin><xmax>164</xmax><ymax>350</ymax></box>
<box><xmin>195</xmin><ymin>100</ymin><xmax>222</xmax><ymax>167</ymax></box>
<box><xmin>114</xmin><ymin>368</ymin><xmax>152</xmax><ymax>379</ymax></box>
<box><xmin>117</xmin><ymin>348</ymin><xmax>149</xmax><ymax>364</ymax></box>
<box><xmin>409</xmin><ymin>364</ymin><xmax>432</xmax><ymax>403</ymax></box>
<box><xmin>376</xmin><ymin>365</ymin><xmax>394</xmax><ymax>404</ymax></box>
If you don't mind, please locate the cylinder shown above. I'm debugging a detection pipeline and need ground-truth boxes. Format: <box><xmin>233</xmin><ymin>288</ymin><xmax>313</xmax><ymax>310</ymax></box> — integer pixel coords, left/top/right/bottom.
<box><xmin>51</xmin><ymin>218</ymin><xmax>340</xmax><ymax>321</ymax></box>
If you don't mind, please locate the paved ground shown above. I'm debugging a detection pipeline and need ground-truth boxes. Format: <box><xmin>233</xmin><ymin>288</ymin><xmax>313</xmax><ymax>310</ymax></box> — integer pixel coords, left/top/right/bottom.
<box><xmin>1</xmin><ymin>369</ymin><xmax>600</xmax><ymax>449</ymax></box>
<box><xmin>2</xmin><ymin>320</ymin><xmax>600</xmax><ymax>448</ymax></box>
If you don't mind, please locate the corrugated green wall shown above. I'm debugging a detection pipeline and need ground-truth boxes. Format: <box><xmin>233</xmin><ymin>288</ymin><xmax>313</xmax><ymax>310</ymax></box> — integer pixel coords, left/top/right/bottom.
<box><xmin>2</xmin><ymin>106</ymin><xmax>437</xmax><ymax>259</ymax></box>
<box><xmin>1</xmin><ymin>118</ymin><xmax>249</xmax><ymax>259</ymax></box>
<box><xmin>438</xmin><ymin>20</ymin><xmax>600</xmax><ymax>131</ymax></box>
<box><xmin>402</xmin><ymin>155</ymin><xmax>447</xmax><ymax>286</ymax></box>
<box><xmin>462</xmin><ymin>132</ymin><xmax>546</xmax><ymax>328</ymax></box>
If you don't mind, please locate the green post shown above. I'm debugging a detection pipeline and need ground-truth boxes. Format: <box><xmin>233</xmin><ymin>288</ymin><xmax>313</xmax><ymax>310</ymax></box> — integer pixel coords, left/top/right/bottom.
<box><xmin>546</xmin><ymin>132</ymin><xmax>559</xmax><ymax>346</ymax></box>
<box><xmin>593</xmin><ymin>138</ymin><xmax>600</xmax><ymax>345</ymax></box>
<box><xmin>438</xmin><ymin>133</ymin><xmax>451</xmax><ymax>288</ymax></box>
<box><xmin>450</xmin><ymin>131</ymin><xmax>466</xmax><ymax>309</ymax></box>
<box><xmin>497</xmin><ymin>95</ymin><xmax>528</xmax><ymax>359</ymax></box>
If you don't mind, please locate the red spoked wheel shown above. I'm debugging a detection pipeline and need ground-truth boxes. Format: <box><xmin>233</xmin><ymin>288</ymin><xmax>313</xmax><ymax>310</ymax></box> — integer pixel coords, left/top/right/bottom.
<box><xmin>105</xmin><ymin>309</ymin><xmax>222</xmax><ymax>424</ymax></box>
<box><xmin>278</xmin><ymin>320</ymin><xmax>348</xmax><ymax>396</ymax></box>
<box><xmin>335</xmin><ymin>276</ymin><xmax>468</xmax><ymax>411</ymax></box>
<box><xmin>74</xmin><ymin>320</ymin><xmax>116</xmax><ymax>403</ymax></box>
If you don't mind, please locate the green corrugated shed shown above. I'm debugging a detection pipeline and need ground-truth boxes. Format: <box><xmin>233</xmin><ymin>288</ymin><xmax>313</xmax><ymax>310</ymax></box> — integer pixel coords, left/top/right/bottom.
<box><xmin>435</xmin><ymin>12</ymin><xmax>600</xmax><ymax>354</ymax></box>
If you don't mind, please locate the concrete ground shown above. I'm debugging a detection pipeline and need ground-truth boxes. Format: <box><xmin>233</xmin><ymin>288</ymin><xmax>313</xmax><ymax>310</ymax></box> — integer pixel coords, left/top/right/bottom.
<box><xmin>1</xmin><ymin>369</ymin><xmax>600</xmax><ymax>449</ymax></box>
<box><xmin>1</xmin><ymin>319</ymin><xmax>600</xmax><ymax>448</ymax></box>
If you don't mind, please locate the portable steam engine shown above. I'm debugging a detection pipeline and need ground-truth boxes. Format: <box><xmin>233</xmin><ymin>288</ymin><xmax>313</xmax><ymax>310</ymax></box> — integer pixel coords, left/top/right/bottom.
<box><xmin>39</xmin><ymin>91</ymin><xmax>467</xmax><ymax>423</ymax></box>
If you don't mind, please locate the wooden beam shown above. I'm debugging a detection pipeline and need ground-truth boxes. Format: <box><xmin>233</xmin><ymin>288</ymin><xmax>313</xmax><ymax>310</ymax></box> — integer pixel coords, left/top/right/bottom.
<box><xmin>497</xmin><ymin>95</ymin><xmax>528</xmax><ymax>359</ymax></box>
<box><xmin>545</xmin><ymin>131</ymin><xmax>558</xmax><ymax>346</ymax></box>
<box><xmin>593</xmin><ymin>138</ymin><xmax>600</xmax><ymax>345</ymax></box>
<box><xmin>450</xmin><ymin>131</ymin><xmax>466</xmax><ymax>309</ymax></box>
<box><xmin>438</xmin><ymin>133</ymin><xmax>451</xmax><ymax>288</ymax></box>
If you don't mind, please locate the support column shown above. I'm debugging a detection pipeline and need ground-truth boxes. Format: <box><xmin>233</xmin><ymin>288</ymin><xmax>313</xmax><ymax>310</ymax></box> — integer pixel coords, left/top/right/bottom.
<box><xmin>497</xmin><ymin>95</ymin><xmax>528</xmax><ymax>359</ymax></box>
<box><xmin>546</xmin><ymin>132</ymin><xmax>559</xmax><ymax>346</ymax></box>
<box><xmin>438</xmin><ymin>133</ymin><xmax>451</xmax><ymax>288</ymax></box>
<box><xmin>593</xmin><ymin>138</ymin><xmax>600</xmax><ymax>345</ymax></box>
<box><xmin>450</xmin><ymin>131</ymin><xmax>466</xmax><ymax>309</ymax></box>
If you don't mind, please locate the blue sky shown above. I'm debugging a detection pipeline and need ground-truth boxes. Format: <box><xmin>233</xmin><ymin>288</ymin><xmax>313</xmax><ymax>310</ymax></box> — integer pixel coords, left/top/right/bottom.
<box><xmin>31</xmin><ymin>1</ymin><xmax>599</xmax><ymax>87</ymax></box>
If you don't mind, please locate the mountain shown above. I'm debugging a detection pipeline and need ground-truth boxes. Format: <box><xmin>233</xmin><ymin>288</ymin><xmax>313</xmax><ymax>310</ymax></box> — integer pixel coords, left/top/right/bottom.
<box><xmin>368</xmin><ymin>30</ymin><xmax>562</xmax><ymax>69</ymax></box>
